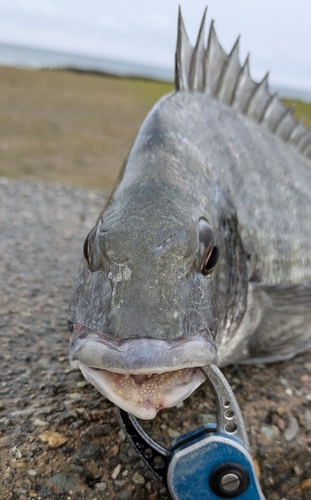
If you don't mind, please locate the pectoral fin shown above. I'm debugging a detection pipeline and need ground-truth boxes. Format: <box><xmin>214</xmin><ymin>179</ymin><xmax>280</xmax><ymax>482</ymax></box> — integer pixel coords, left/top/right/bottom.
<box><xmin>242</xmin><ymin>283</ymin><xmax>311</xmax><ymax>364</ymax></box>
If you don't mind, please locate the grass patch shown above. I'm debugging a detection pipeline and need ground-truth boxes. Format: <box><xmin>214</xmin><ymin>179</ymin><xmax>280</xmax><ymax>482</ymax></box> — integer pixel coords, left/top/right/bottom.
<box><xmin>0</xmin><ymin>66</ymin><xmax>309</xmax><ymax>190</ymax></box>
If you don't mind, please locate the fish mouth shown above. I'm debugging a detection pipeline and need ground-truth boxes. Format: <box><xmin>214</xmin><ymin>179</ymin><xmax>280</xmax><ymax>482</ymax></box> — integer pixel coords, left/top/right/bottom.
<box><xmin>69</xmin><ymin>323</ymin><xmax>217</xmax><ymax>419</ymax></box>
<box><xmin>79</xmin><ymin>364</ymin><xmax>206</xmax><ymax>419</ymax></box>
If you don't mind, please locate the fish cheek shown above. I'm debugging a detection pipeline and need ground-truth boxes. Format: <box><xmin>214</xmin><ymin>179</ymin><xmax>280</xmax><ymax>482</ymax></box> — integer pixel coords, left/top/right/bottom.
<box><xmin>180</xmin><ymin>272</ymin><xmax>220</xmax><ymax>337</ymax></box>
<box><xmin>69</xmin><ymin>265</ymin><xmax>112</xmax><ymax>334</ymax></box>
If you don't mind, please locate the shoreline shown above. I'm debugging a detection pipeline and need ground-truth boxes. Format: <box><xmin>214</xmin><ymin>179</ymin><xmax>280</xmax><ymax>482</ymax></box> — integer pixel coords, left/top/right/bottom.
<box><xmin>0</xmin><ymin>40</ymin><xmax>310</xmax><ymax>102</ymax></box>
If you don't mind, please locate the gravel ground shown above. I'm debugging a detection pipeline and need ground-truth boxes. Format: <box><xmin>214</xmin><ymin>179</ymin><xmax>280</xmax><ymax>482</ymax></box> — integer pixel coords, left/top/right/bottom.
<box><xmin>1</xmin><ymin>178</ymin><xmax>311</xmax><ymax>500</ymax></box>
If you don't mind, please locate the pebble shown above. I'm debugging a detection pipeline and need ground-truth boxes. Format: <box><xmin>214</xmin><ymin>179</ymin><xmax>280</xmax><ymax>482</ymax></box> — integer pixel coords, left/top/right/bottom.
<box><xmin>118</xmin><ymin>428</ymin><xmax>126</xmax><ymax>441</ymax></box>
<box><xmin>39</xmin><ymin>431</ymin><xmax>68</xmax><ymax>448</ymax></box>
<box><xmin>275</xmin><ymin>417</ymin><xmax>285</xmax><ymax>431</ymax></box>
<box><xmin>145</xmin><ymin>481</ymin><xmax>152</xmax><ymax>493</ymax></box>
<box><xmin>293</xmin><ymin>465</ymin><xmax>302</xmax><ymax>476</ymax></box>
<box><xmin>0</xmin><ymin>436</ymin><xmax>11</xmax><ymax>449</ymax></box>
<box><xmin>11</xmin><ymin>445</ymin><xmax>22</xmax><ymax>458</ymax></box>
<box><xmin>114</xmin><ymin>479</ymin><xmax>126</xmax><ymax>488</ymax></box>
<box><xmin>68</xmin><ymin>392</ymin><xmax>82</xmax><ymax>401</ymax></box>
<box><xmin>167</xmin><ymin>428</ymin><xmax>180</xmax><ymax>439</ymax></box>
<box><xmin>112</xmin><ymin>463</ymin><xmax>122</xmax><ymax>479</ymax></box>
<box><xmin>33</xmin><ymin>418</ymin><xmax>49</xmax><ymax>427</ymax></box>
<box><xmin>28</xmin><ymin>469</ymin><xmax>36</xmax><ymax>476</ymax></box>
<box><xmin>9</xmin><ymin>408</ymin><xmax>38</xmax><ymax>417</ymax></box>
<box><xmin>257</xmin><ymin>446</ymin><xmax>266</xmax><ymax>458</ymax></box>
<box><xmin>299</xmin><ymin>478</ymin><xmax>311</xmax><ymax>490</ymax></box>
<box><xmin>112</xmin><ymin>444</ymin><xmax>120</xmax><ymax>455</ymax></box>
<box><xmin>305</xmin><ymin>410</ymin><xmax>311</xmax><ymax>425</ymax></box>
<box><xmin>15</xmin><ymin>460</ymin><xmax>28</xmax><ymax>470</ymax></box>
<box><xmin>70</xmin><ymin>464</ymin><xmax>84</xmax><ymax>473</ymax></box>
<box><xmin>132</xmin><ymin>472</ymin><xmax>145</xmax><ymax>485</ymax></box>
<box><xmin>259</xmin><ymin>425</ymin><xmax>280</xmax><ymax>441</ymax></box>
<box><xmin>284</xmin><ymin>417</ymin><xmax>299</xmax><ymax>441</ymax></box>
<box><xmin>37</xmin><ymin>485</ymin><xmax>52</xmax><ymax>497</ymax></box>
<box><xmin>9</xmin><ymin>406</ymin><xmax>52</xmax><ymax>418</ymax></box>
<box><xmin>94</xmin><ymin>481</ymin><xmax>107</xmax><ymax>492</ymax></box>
<box><xmin>58</xmin><ymin>409</ymin><xmax>79</xmax><ymax>421</ymax></box>
<box><xmin>50</xmin><ymin>471</ymin><xmax>78</xmax><ymax>490</ymax></box>
<box><xmin>73</xmin><ymin>443</ymin><xmax>102</xmax><ymax>462</ymax></box>
<box><xmin>77</xmin><ymin>380</ymin><xmax>87</xmax><ymax>388</ymax></box>
<box><xmin>118</xmin><ymin>491</ymin><xmax>132</xmax><ymax>500</ymax></box>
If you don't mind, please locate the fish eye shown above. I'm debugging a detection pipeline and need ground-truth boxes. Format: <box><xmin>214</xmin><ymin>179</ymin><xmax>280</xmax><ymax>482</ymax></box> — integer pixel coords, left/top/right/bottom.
<box><xmin>203</xmin><ymin>244</ymin><xmax>219</xmax><ymax>274</ymax></box>
<box><xmin>198</xmin><ymin>218</ymin><xmax>219</xmax><ymax>275</ymax></box>
<box><xmin>83</xmin><ymin>227</ymin><xmax>95</xmax><ymax>267</ymax></box>
<box><xmin>83</xmin><ymin>235</ymin><xmax>91</xmax><ymax>266</ymax></box>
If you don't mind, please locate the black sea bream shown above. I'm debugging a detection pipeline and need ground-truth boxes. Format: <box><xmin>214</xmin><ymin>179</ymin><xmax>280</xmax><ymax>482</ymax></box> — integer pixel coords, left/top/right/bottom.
<box><xmin>69</xmin><ymin>9</ymin><xmax>311</xmax><ymax>419</ymax></box>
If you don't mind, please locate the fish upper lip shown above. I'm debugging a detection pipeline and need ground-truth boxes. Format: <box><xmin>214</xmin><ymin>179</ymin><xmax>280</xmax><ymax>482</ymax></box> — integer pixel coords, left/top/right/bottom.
<box><xmin>69</xmin><ymin>323</ymin><xmax>218</xmax><ymax>373</ymax></box>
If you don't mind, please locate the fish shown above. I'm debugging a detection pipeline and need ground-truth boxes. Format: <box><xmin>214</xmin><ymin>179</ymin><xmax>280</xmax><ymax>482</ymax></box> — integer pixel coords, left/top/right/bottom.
<box><xmin>69</xmin><ymin>8</ymin><xmax>311</xmax><ymax>420</ymax></box>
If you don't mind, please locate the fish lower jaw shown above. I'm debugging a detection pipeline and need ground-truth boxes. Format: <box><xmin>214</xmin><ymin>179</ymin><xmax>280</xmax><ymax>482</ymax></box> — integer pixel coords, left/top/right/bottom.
<box><xmin>79</xmin><ymin>364</ymin><xmax>206</xmax><ymax>420</ymax></box>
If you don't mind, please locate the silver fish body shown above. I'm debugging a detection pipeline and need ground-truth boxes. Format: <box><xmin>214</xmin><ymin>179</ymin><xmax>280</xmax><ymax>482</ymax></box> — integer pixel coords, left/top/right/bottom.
<box><xmin>69</xmin><ymin>10</ymin><xmax>311</xmax><ymax>419</ymax></box>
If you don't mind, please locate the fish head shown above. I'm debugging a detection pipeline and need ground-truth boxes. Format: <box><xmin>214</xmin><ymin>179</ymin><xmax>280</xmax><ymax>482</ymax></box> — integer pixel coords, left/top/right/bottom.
<box><xmin>69</xmin><ymin>178</ymin><xmax>224</xmax><ymax>419</ymax></box>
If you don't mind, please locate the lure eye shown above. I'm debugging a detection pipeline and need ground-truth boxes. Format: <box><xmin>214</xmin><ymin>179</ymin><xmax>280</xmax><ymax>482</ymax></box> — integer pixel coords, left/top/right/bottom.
<box><xmin>198</xmin><ymin>218</ymin><xmax>219</xmax><ymax>275</ymax></box>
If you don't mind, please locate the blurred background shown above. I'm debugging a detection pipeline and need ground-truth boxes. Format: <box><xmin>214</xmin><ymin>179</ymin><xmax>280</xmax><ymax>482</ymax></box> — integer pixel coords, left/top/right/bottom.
<box><xmin>0</xmin><ymin>0</ymin><xmax>310</xmax><ymax>190</ymax></box>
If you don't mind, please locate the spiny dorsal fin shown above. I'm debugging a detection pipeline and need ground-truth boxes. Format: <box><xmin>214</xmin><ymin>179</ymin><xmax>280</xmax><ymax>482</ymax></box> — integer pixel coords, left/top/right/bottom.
<box><xmin>174</xmin><ymin>8</ymin><xmax>311</xmax><ymax>160</ymax></box>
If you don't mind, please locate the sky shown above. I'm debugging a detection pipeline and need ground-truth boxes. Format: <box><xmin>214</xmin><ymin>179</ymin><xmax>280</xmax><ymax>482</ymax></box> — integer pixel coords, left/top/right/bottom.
<box><xmin>0</xmin><ymin>0</ymin><xmax>310</xmax><ymax>91</ymax></box>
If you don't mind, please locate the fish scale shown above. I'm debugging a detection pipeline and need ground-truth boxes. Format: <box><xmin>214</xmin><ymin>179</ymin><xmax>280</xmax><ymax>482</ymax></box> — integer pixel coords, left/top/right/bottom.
<box><xmin>69</xmin><ymin>8</ymin><xmax>311</xmax><ymax>419</ymax></box>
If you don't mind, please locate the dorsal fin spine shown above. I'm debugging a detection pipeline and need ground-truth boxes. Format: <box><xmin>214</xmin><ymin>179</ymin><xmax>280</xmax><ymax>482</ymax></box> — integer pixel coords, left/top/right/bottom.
<box><xmin>217</xmin><ymin>37</ymin><xmax>241</xmax><ymax>105</ymax></box>
<box><xmin>289</xmin><ymin>120</ymin><xmax>307</xmax><ymax>145</ymax></box>
<box><xmin>304</xmin><ymin>142</ymin><xmax>311</xmax><ymax>159</ymax></box>
<box><xmin>261</xmin><ymin>95</ymin><xmax>288</xmax><ymax>133</ymax></box>
<box><xmin>275</xmin><ymin>108</ymin><xmax>297</xmax><ymax>142</ymax></box>
<box><xmin>246</xmin><ymin>73</ymin><xmax>272</xmax><ymax>123</ymax></box>
<box><xmin>232</xmin><ymin>55</ymin><xmax>258</xmax><ymax>113</ymax></box>
<box><xmin>297</xmin><ymin>131</ymin><xmax>311</xmax><ymax>153</ymax></box>
<box><xmin>204</xmin><ymin>21</ymin><xmax>227</xmax><ymax>96</ymax></box>
<box><xmin>189</xmin><ymin>8</ymin><xmax>207</xmax><ymax>91</ymax></box>
<box><xmin>175</xmin><ymin>7</ymin><xmax>193</xmax><ymax>91</ymax></box>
